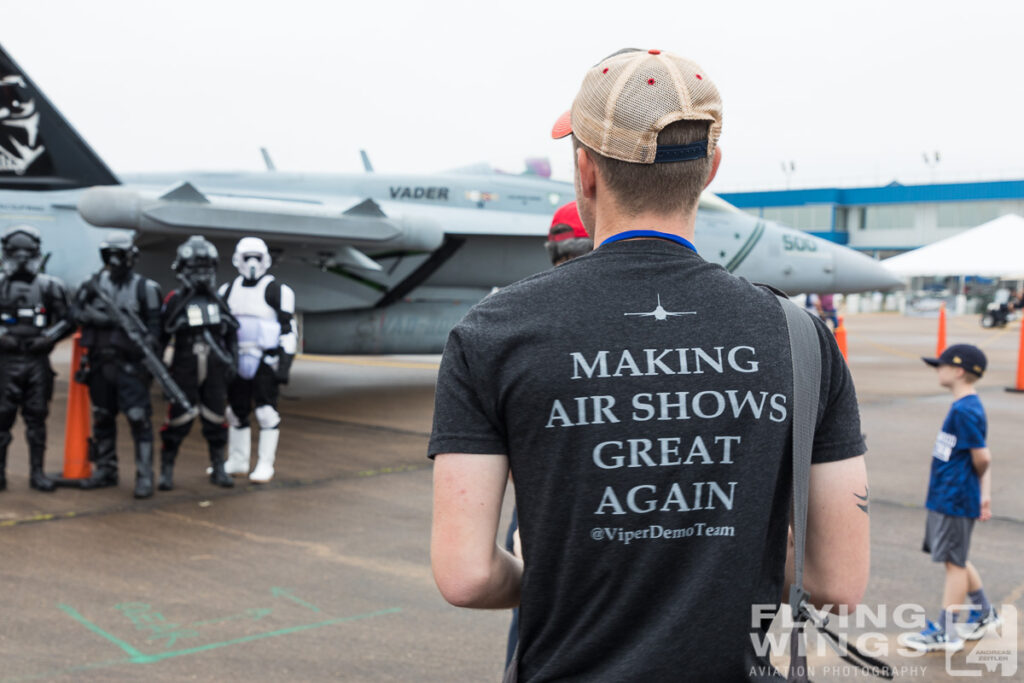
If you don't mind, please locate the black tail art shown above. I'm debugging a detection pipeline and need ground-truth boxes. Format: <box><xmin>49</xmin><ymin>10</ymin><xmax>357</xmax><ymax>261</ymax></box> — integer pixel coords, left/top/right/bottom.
<box><xmin>0</xmin><ymin>43</ymin><xmax>118</xmax><ymax>190</ymax></box>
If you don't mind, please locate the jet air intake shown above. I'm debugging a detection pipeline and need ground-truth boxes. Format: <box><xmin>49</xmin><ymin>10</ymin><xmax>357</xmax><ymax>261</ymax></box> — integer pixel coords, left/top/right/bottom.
<box><xmin>77</xmin><ymin>183</ymin><xmax>445</xmax><ymax>252</ymax></box>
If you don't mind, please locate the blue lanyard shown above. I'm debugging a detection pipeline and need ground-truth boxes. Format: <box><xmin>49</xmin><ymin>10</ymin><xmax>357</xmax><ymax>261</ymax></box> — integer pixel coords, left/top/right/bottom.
<box><xmin>599</xmin><ymin>230</ymin><xmax>698</xmax><ymax>254</ymax></box>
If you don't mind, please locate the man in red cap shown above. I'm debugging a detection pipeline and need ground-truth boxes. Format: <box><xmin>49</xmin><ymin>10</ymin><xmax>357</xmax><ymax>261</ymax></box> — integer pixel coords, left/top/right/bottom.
<box><xmin>545</xmin><ymin>201</ymin><xmax>593</xmax><ymax>266</ymax></box>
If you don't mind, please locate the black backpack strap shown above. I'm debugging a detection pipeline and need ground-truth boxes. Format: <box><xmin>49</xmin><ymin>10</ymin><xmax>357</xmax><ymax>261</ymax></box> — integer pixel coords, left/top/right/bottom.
<box><xmin>777</xmin><ymin>295</ymin><xmax>818</xmax><ymax>683</ymax></box>
<box><xmin>777</xmin><ymin>294</ymin><xmax>892</xmax><ymax>682</ymax></box>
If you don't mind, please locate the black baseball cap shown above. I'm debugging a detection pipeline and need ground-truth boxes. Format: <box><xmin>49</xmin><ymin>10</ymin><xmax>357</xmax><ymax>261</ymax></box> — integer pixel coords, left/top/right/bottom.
<box><xmin>922</xmin><ymin>344</ymin><xmax>987</xmax><ymax>377</ymax></box>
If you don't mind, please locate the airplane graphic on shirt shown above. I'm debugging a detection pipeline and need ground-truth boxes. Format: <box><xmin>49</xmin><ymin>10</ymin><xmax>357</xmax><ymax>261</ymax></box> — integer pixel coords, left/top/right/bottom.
<box><xmin>624</xmin><ymin>295</ymin><xmax>696</xmax><ymax>321</ymax></box>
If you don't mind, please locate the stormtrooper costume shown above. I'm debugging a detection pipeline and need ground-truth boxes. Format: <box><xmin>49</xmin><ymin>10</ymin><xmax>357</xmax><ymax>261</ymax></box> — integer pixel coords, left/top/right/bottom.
<box><xmin>0</xmin><ymin>225</ymin><xmax>73</xmax><ymax>492</ymax></box>
<box><xmin>219</xmin><ymin>237</ymin><xmax>296</xmax><ymax>483</ymax></box>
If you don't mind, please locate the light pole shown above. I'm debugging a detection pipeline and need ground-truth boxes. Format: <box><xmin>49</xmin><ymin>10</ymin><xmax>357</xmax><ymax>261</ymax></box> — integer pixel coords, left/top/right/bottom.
<box><xmin>781</xmin><ymin>160</ymin><xmax>796</xmax><ymax>189</ymax></box>
<box><xmin>922</xmin><ymin>150</ymin><xmax>941</xmax><ymax>182</ymax></box>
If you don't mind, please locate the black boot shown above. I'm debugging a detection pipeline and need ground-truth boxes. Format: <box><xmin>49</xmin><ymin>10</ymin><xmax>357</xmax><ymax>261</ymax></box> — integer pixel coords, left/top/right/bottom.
<box><xmin>28</xmin><ymin>446</ymin><xmax>56</xmax><ymax>492</ymax></box>
<box><xmin>133</xmin><ymin>441</ymin><xmax>154</xmax><ymax>499</ymax></box>
<box><xmin>79</xmin><ymin>436</ymin><xmax>119</xmax><ymax>489</ymax></box>
<box><xmin>158</xmin><ymin>449</ymin><xmax>176</xmax><ymax>491</ymax></box>
<box><xmin>208</xmin><ymin>445</ymin><xmax>234</xmax><ymax>488</ymax></box>
<box><xmin>0</xmin><ymin>438</ymin><xmax>7</xmax><ymax>492</ymax></box>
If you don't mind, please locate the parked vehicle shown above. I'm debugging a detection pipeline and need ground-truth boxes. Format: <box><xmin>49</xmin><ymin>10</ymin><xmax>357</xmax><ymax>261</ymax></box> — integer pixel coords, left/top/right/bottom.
<box><xmin>980</xmin><ymin>301</ymin><xmax>1017</xmax><ymax>328</ymax></box>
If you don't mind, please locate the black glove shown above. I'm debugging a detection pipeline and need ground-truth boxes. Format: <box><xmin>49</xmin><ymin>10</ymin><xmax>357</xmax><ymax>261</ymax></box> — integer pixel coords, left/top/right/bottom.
<box><xmin>25</xmin><ymin>336</ymin><xmax>55</xmax><ymax>355</ymax></box>
<box><xmin>74</xmin><ymin>360</ymin><xmax>91</xmax><ymax>384</ymax></box>
<box><xmin>275</xmin><ymin>352</ymin><xmax>293</xmax><ymax>385</ymax></box>
<box><xmin>0</xmin><ymin>334</ymin><xmax>20</xmax><ymax>352</ymax></box>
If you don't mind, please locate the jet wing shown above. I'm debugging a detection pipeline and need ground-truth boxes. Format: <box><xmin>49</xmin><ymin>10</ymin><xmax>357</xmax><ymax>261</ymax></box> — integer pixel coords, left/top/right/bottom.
<box><xmin>77</xmin><ymin>183</ymin><xmax>446</xmax><ymax>260</ymax></box>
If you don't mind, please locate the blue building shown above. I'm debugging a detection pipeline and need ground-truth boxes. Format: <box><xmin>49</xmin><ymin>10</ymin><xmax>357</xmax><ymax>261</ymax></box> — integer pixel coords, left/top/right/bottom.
<box><xmin>717</xmin><ymin>179</ymin><xmax>1024</xmax><ymax>259</ymax></box>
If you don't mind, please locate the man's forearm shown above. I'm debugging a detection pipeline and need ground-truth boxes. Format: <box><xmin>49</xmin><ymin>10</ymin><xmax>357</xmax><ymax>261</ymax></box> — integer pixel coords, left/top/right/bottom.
<box><xmin>433</xmin><ymin>541</ymin><xmax>523</xmax><ymax>609</ymax></box>
<box><xmin>431</xmin><ymin>452</ymin><xmax>520</xmax><ymax>609</ymax></box>
<box><xmin>783</xmin><ymin>525</ymin><xmax>847</xmax><ymax>613</ymax></box>
<box><xmin>793</xmin><ymin>457</ymin><xmax>871</xmax><ymax>612</ymax></box>
<box><xmin>475</xmin><ymin>544</ymin><xmax>523</xmax><ymax>609</ymax></box>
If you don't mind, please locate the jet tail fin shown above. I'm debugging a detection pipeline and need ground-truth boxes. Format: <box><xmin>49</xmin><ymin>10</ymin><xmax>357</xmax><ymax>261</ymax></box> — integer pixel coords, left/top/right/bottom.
<box><xmin>0</xmin><ymin>43</ymin><xmax>119</xmax><ymax>190</ymax></box>
<box><xmin>522</xmin><ymin>157</ymin><xmax>551</xmax><ymax>178</ymax></box>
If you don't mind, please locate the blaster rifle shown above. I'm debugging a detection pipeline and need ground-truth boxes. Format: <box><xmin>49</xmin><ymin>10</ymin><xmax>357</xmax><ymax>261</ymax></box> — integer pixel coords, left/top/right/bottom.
<box><xmin>202</xmin><ymin>328</ymin><xmax>237</xmax><ymax>370</ymax></box>
<box><xmin>88</xmin><ymin>282</ymin><xmax>193</xmax><ymax>412</ymax></box>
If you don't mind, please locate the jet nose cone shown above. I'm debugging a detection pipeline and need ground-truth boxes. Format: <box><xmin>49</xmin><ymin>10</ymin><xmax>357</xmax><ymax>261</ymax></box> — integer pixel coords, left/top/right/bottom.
<box><xmin>830</xmin><ymin>246</ymin><xmax>904</xmax><ymax>293</ymax></box>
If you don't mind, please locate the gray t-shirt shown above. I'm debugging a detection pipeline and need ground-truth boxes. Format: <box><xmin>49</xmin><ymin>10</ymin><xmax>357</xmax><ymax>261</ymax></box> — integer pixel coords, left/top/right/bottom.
<box><xmin>429</xmin><ymin>239</ymin><xmax>865</xmax><ymax>682</ymax></box>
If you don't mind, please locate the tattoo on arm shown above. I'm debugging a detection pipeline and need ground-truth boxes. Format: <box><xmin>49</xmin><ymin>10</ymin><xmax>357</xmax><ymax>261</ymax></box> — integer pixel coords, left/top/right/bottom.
<box><xmin>854</xmin><ymin>486</ymin><xmax>869</xmax><ymax>515</ymax></box>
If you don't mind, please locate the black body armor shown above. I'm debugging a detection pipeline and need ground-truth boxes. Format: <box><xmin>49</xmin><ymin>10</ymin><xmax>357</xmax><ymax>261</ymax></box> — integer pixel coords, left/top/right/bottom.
<box><xmin>76</xmin><ymin>270</ymin><xmax>162</xmax><ymax>356</ymax></box>
<box><xmin>0</xmin><ymin>273</ymin><xmax>72</xmax><ymax>351</ymax></box>
<box><xmin>0</xmin><ymin>270</ymin><xmax>72</xmax><ymax>493</ymax></box>
<box><xmin>158</xmin><ymin>235</ymin><xmax>239</xmax><ymax>491</ymax></box>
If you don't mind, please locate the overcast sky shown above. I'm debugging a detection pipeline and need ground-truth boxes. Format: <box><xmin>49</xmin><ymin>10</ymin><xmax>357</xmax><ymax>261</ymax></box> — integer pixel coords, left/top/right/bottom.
<box><xmin>4</xmin><ymin>0</ymin><xmax>1023</xmax><ymax>191</ymax></box>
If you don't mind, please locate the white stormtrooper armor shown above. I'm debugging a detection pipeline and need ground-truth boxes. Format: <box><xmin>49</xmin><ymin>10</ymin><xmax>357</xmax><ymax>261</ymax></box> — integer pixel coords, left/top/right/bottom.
<box><xmin>219</xmin><ymin>237</ymin><xmax>296</xmax><ymax>483</ymax></box>
<box><xmin>227</xmin><ymin>274</ymin><xmax>297</xmax><ymax>379</ymax></box>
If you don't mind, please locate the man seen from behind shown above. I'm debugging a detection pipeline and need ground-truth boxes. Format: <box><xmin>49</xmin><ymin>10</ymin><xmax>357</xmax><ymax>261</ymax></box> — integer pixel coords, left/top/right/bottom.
<box><xmin>430</xmin><ymin>49</ymin><xmax>870</xmax><ymax>681</ymax></box>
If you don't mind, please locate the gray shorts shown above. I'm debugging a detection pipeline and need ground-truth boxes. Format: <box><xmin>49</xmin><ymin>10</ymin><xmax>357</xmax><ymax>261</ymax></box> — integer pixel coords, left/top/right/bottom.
<box><xmin>922</xmin><ymin>509</ymin><xmax>974</xmax><ymax>567</ymax></box>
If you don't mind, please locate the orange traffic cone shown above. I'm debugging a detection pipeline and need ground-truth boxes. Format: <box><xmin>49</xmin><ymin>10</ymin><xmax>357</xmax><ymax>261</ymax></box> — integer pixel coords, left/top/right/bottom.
<box><xmin>1007</xmin><ymin>320</ymin><xmax>1024</xmax><ymax>394</ymax></box>
<box><xmin>60</xmin><ymin>332</ymin><xmax>91</xmax><ymax>480</ymax></box>
<box><xmin>936</xmin><ymin>302</ymin><xmax>947</xmax><ymax>357</ymax></box>
<box><xmin>834</xmin><ymin>316</ymin><xmax>849</xmax><ymax>362</ymax></box>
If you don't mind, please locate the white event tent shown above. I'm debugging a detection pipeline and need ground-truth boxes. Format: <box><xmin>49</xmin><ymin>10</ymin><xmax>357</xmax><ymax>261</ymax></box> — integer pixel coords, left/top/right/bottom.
<box><xmin>883</xmin><ymin>214</ymin><xmax>1024</xmax><ymax>279</ymax></box>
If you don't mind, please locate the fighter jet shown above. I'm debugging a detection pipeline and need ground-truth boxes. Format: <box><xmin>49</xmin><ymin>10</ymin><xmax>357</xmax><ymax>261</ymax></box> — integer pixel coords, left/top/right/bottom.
<box><xmin>0</xmin><ymin>44</ymin><xmax>902</xmax><ymax>355</ymax></box>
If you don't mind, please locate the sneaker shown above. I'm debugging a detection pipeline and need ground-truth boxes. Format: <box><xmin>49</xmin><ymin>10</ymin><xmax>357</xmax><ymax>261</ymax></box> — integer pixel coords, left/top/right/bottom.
<box><xmin>957</xmin><ymin>607</ymin><xmax>1001</xmax><ymax>641</ymax></box>
<box><xmin>903</xmin><ymin>620</ymin><xmax>964</xmax><ymax>653</ymax></box>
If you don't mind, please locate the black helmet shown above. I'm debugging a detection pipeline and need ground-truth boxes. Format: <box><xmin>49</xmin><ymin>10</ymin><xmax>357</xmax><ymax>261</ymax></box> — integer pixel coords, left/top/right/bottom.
<box><xmin>99</xmin><ymin>230</ymin><xmax>138</xmax><ymax>279</ymax></box>
<box><xmin>1</xmin><ymin>224</ymin><xmax>44</xmax><ymax>277</ymax></box>
<box><xmin>172</xmin><ymin>235</ymin><xmax>219</xmax><ymax>291</ymax></box>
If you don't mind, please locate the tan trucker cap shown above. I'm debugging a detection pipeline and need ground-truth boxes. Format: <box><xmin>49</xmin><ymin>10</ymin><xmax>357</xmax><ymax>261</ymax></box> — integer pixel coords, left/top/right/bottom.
<box><xmin>551</xmin><ymin>48</ymin><xmax>722</xmax><ymax>165</ymax></box>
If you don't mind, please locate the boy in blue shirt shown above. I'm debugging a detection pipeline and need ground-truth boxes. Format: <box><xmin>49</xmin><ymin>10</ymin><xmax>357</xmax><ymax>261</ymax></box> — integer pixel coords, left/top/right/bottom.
<box><xmin>904</xmin><ymin>344</ymin><xmax>1000</xmax><ymax>652</ymax></box>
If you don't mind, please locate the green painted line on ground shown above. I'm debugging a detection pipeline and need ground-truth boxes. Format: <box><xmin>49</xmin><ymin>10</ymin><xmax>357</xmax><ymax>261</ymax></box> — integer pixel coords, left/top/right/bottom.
<box><xmin>128</xmin><ymin>607</ymin><xmax>402</xmax><ymax>664</ymax></box>
<box><xmin>11</xmin><ymin>607</ymin><xmax>404</xmax><ymax>681</ymax></box>
<box><xmin>271</xmin><ymin>587</ymin><xmax>321</xmax><ymax>612</ymax></box>
<box><xmin>191</xmin><ymin>607</ymin><xmax>273</xmax><ymax>627</ymax></box>
<box><xmin>57</xmin><ymin>603</ymin><xmax>144</xmax><ymax>658</ymax></box>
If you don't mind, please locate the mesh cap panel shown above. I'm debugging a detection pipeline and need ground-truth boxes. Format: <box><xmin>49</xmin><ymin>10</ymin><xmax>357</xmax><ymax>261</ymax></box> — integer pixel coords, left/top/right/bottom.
<box><xmin>567</xmin><ymin>50</ymin><xmax>722</xmax><ymax>164</ymax></box>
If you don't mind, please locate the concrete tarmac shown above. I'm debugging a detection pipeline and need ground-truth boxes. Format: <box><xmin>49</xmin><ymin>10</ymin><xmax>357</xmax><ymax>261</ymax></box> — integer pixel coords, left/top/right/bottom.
<box><xmin>0</xmin><ymin>313</ymin><xmax>1021</xmax><ymax>682</ymax></box>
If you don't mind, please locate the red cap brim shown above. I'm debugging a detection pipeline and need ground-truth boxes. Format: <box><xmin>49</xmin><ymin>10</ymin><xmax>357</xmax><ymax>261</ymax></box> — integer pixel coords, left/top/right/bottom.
<box><xmin>551</xmin><ymin>109</ymin><xmax>573</xmax><ymax>139</ymax></box>
<box><xmin>549</xmin><ymin>201</ymin><xmax>589</xmax><ymax>239</ymax></box>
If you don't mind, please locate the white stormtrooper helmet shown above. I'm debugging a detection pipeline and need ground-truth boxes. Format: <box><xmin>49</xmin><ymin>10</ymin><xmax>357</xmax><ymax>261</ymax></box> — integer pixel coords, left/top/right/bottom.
<box><xmin>232</xmin><ymin>236</ymin><xmax>272</xmax><ymax>281</ymax></box>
